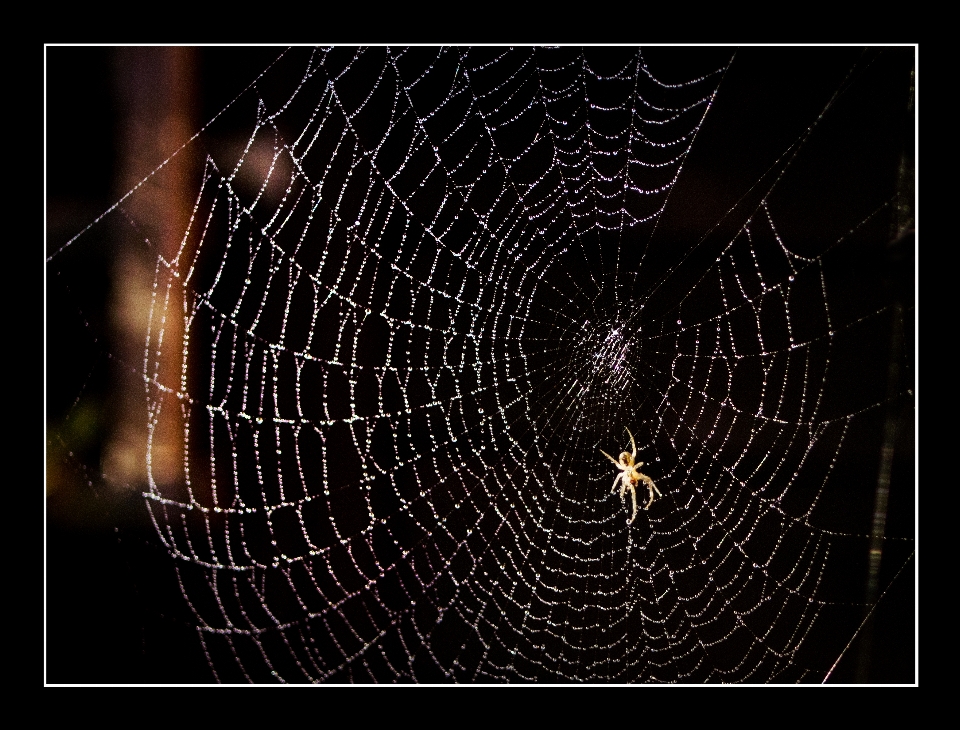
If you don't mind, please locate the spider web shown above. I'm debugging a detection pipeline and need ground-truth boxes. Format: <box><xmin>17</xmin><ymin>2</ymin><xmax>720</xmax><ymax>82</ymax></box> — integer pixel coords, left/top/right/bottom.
<box><xmin>45</xmin><ymin>46</ymin><xmax>916</xmax><ymax>684</ymax></box>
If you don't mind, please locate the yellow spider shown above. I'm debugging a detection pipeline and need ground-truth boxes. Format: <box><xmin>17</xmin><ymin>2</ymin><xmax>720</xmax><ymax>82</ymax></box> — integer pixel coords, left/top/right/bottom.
<box><xmin>600</xmin><ymin>427</ymin><xmax>660</xmax><ymax>524</ymax></box>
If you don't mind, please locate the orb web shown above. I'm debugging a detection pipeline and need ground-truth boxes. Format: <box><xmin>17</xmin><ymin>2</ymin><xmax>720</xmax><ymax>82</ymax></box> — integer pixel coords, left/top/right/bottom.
<box><xmin>46</xmin><ymin>46</ymin><xmax>915</xmax><ymax>683</ymax></box>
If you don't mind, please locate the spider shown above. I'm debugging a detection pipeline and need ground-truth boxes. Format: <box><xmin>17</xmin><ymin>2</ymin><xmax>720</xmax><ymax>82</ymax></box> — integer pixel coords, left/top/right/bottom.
<box><xmin>600</xmin><ymin>427</ymin><xmax>661</xmax><ymax>524</ymax></box>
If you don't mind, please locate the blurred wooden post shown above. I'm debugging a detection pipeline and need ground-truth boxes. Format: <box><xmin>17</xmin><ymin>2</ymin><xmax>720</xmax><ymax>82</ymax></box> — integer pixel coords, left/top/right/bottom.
<box><xmin>104</xmin><ymin>47</ymin><xmax>197</xmax><ymax>494</ymax></box>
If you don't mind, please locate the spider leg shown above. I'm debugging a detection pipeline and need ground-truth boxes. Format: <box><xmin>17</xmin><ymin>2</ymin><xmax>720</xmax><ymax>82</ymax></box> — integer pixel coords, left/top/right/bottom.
<box><xmin>641</xmin><ymin>476</ymin><xmax>659</xmax><ymax>509</ymax></box>
<box><xmin>628</xmin><ymin>483</ymin><xmax>638</xmax><ymax>524</ymax></box>
<box><xmin>626</xmin><ymin>427</ymin><xmax>637</xmax><ymax>460</ymax></box>
<box><xmin>599</xmin><ymin>449</ymin><xmax>621</xmax><ymax>467</ymax></box>
<box><xmin>612</xmin><ymin>472</ymin><xmax>621</xmax><ymax>494</ymax></box>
